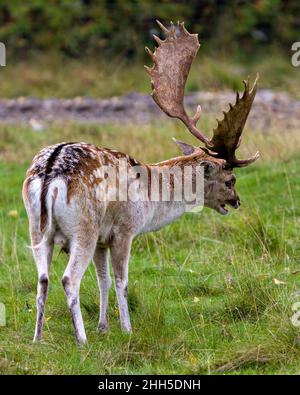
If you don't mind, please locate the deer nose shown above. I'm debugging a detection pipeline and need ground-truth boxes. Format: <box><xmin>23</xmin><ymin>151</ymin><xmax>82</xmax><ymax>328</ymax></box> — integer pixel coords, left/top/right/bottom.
<box><xmin>228</xmin><ymin>198</ymin><xmax>240</xmax><ymax>209</ymax></box>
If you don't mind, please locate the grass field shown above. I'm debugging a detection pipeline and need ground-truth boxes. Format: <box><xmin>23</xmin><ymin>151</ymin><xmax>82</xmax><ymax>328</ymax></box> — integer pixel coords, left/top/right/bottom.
<box><xmin>0</xmin><ymin>119</ymin><xmax>300</xmax><ymax>374</ymax></box>
<box><xmin>1</xmin><ymin>52</ymin><xmax>299</xmax><ymax>98</ymax></box>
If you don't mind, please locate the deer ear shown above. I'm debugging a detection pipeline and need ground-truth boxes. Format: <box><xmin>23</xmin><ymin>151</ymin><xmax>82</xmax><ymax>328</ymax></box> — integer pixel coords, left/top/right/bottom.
<box><xmin>201</xmin><ymin>161</ymin><xmax>218</xmax><ymax>177</ymax></box>
<box><xmin>172</xmin><ymin>138</ymin><xmax>197</xmax><ymax>156</ymax></box>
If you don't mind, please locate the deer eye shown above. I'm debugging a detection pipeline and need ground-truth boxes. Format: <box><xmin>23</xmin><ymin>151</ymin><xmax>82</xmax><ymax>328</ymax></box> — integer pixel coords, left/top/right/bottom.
<box><xmin>225</xmin><ymin>181</ymin><xmax>232</xmax><ymax>188</ymax></box>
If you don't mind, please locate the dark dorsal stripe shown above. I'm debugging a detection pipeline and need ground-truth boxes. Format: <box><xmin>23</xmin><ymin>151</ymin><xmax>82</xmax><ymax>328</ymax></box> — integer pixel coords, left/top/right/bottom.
<box><xmin>40</xmin><ymin>142</ymin><xmax>73</xmax><ymax>232</ymax></box>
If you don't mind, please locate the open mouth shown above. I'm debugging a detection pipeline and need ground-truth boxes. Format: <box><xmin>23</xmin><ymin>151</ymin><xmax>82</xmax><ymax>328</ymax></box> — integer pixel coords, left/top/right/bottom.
<box><xmin>218</xmin><ymin>200</ymin><xmax>240</xmax><ymax>215</ymax></box>
<box><xmin>218</xmin><ymin>204</ymin><xmax>229</xmax><ymax>215</ymax></box>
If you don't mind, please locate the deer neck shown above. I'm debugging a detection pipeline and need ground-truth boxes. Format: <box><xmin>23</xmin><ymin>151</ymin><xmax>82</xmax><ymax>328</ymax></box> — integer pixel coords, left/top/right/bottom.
<box><xmin>139</xmin><ymin>156</ymin><xmax>205</xmax><ymax>232</ymax></box>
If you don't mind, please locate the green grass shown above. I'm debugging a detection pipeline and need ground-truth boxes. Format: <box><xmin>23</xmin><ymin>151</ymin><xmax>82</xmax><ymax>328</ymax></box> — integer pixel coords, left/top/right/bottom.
<box><xmin>1</xmin><ymin>51</ymin><xmax>299</xmax><ymax>98</ymax></box>
<box><xmin>0</xmin><ymin>121</ymin><xmax>300</xmax><ymax>374</ymax></box>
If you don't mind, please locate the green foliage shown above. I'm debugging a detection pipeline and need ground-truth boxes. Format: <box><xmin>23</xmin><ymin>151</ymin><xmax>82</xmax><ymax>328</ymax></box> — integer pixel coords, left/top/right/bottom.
<box><xmin>0</xmin><ymin>0</ymin><xmax>299</xmax><ymax>57</ymax></box>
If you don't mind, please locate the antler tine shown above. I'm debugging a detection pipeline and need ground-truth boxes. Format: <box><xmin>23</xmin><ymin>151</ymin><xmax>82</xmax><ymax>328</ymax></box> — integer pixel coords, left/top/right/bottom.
<box><xmin>169</xmin><ymin>21</ymin><xmax>176</xmax><ymax>38</ymax></box>
<box><xmin>180</xmin><ymin>103</ymin><xmax>212</xmax><ymax>146</ymax></box>
<box><xmin>146</xmin><ymin>20</ymin><xmax>212</xmax><ymax>147</ymax></box>
<box><xmin>178</xmin><ymin>21</ymin><xmax>191</xmax><ymax>36</ymax></box>
<box><xmin>156</xmin><ymin>19</ymin><xmax>169</xmax><ymax>35</ymax></box>
<box><xmin>145</xmin><ymin>46</ymin><xmax>156</xmax><ymax>63</ymax></box>
<box><xmin>191</xmin><ymin>105</ymin><xmax>202</xmax><ymax>125</ymax></box>
<box><xmin>144</xmin><ymin>65</ymin><xmax>153</xmax><ymax>76</ymax></box>
<box><xmin>153</xmin><ymin>34</ymin><xmax>163</xmax><ymax>46</ymax></box>
<box><xmin>233</xmin><ymin>151</ymin><xmax>260</xmax><ymax>167</ymax></box>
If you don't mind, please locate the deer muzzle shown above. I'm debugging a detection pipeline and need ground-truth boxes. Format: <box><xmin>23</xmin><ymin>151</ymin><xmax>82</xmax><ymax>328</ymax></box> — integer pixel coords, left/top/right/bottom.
<box><xmin>227</xmin><ymin>198</ymin><xmax>240</xmax><ymax>209</ymax></box>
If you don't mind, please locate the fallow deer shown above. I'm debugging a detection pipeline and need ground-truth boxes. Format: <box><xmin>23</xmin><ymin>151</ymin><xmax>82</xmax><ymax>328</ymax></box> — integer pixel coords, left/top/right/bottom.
<box><xmin>23</xmin><ymin>21</ymin><xmax>259</xmax><ymax>344</ymax></box>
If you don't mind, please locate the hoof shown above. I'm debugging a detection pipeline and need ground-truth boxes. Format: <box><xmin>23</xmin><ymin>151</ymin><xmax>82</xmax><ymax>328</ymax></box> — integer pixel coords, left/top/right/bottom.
<box><xmin>76</xmin><ymin>337</ymin><xmax>88</xmax><ymax>346</ymax></box>
<box><xmin>97</xmin><ymin>323</ymin><xmax>109</xmax><ymax>334</ymax></box>
<box><xmin>121</xmin><ymin>326</ymin><xmax>132</xmax><ymax>334</ymax></box>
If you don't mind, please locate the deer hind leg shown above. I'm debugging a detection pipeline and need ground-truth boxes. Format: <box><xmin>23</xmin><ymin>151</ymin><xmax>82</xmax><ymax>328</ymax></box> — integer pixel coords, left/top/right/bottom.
<box><xmin>30</xmin><ymin>231</ymin><xmax>54</xmax><ymax>342</ymax></box>
<box><xmin>62</xmin><ymin>237</ymin><xmax>97</xmax><ymax>345</ymax></box>
<box><xmin>93</xmin><ymin>247</ymin><xmax>111</xmax><ymax>333</ymax></box>
<box><xmin>110</xmin><ymin>235</ymin><xmax>133</xmax><ymax>333</ymax></box>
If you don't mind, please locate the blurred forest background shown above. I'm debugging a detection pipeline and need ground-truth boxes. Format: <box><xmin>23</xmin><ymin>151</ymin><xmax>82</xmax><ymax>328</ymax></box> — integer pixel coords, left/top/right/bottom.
<box><xmin>0</xmin><ymin>0</ymin><xmax>299</xmax><ymax>97</ymax></box>
<box><xmin>1</xmin><ymin>0</ymin><xmax>299</xmax><ymax>57</ymax></box>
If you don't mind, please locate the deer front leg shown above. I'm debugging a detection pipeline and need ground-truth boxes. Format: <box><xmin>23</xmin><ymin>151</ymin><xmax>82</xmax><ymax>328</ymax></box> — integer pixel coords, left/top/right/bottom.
<box><xmin>110</xmin><ymin>235</ymin><xmax>133</xmax><ymax>333</ymax></box>
<box><xmin>93</xmin><ymin>247</ymin><xmax>111</xmax><ymax>333</ymax></box>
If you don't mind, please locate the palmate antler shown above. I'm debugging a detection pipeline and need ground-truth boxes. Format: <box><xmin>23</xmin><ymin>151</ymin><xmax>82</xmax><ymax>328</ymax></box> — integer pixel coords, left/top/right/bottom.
<box><xmin>145</xmin><ymin>20</ymin><xmax>260</xmax><ymax>168</ymax></box>
<box><xmin>210</xmin><ymin>75</ymin><xmax>260</xmax><ymax>168</ymax></box>
<box><xmin>145</xmin><ymin>20</ymin><xmax>212</xmax><ymax>147</ymax></box>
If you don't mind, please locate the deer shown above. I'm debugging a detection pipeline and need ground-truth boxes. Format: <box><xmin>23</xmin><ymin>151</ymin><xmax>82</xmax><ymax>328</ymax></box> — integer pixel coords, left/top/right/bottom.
<box><xmin>22</xmin><ymin>21</ymin><xmax>259</xmax><ymax>345</ymax></box>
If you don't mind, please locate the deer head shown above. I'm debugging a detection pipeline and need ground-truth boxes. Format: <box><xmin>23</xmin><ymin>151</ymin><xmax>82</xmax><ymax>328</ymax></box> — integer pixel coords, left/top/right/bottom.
<box><xmin>145</xmin><ymin>20</ymin><xmax>260</xmax><ymax>214</ymax></box>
